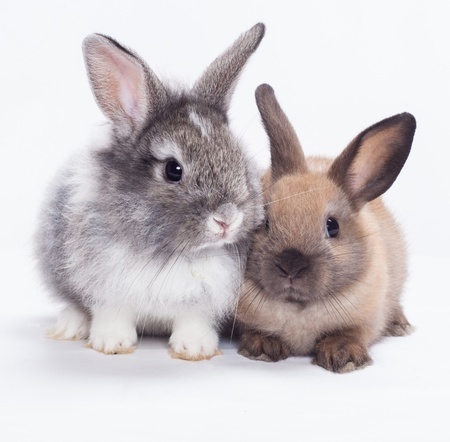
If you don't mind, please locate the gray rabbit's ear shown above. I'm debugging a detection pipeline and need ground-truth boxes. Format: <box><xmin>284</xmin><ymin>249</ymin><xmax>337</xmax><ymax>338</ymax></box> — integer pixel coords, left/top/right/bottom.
<box><xmin>83</xmin><ymin>34</ymin><xmax>167</xmax><ymax>136</ymax></box>
<box><xmin>255</xmin><ymin>84</ymin><xmax>307</xmax><ymax>182</ymax></box>
<box><xmin>329</xmin><ymin>113</ymin><xmax>416</xmax><ymax>209</ymax></box>
<box><xmin>192</xmin><ymin>23</ymin><xmax>265</xmax><ymax>113</ymax></box>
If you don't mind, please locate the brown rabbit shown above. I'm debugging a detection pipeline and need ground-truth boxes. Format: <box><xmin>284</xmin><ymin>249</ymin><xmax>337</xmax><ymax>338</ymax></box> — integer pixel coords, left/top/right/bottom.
<box><xmin>236</xmin><ymin>84</ymin><xmax>416</xmax><ymax>373</ymax></box>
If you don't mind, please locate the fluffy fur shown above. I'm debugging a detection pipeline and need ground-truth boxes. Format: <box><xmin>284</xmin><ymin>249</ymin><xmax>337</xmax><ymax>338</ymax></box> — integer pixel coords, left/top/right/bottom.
<box><xmin>236</xmin><ymin>84</ymin><xmax>416</xmax><ymax>373</ymax></box>
<box><xmin>36</xmin><ymin>24</ymin><xmax>266</xmax><ymax>360</ymax></box>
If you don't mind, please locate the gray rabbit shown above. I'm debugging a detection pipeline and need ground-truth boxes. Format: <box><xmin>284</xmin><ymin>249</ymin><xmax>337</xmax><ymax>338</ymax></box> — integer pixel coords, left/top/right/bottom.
<box><xmin>36</xmin><ymin>24</ymin><xmax>265</xmax><ymax>360</ymax></box>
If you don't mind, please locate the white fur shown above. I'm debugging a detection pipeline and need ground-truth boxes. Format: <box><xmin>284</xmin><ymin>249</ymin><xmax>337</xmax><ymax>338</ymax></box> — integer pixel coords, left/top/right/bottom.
<box><xmin>49</xmin><ymin>242</ymin><xmax>238</xmax><ymax>358</ymax></box>
<box><xmin>151</xmin><ymin>138</ymin><xmax>190</xmax><ymax>184</ymax></box>
<box><xmin>56</xmin><ymin>127</ymin><xmax>113</xmax><ymax>209</ymax></box>
<box><xmin>76</xmin><ymin>243</ymin><xmax>237</xmax><ymax>314</ymax></box>
<box><xmin>201</xmin><ymin>204</ymin><xmax>245</xmax><ymax>249</ymax></box>
<box><xmin>152</xmin><ymin>138</ymin><xmax>185</xmax><ymax>162</ymax></box>
<box><xmin>169</xmin><ymin>311</ymin><xmax>219</xmax><ymax>360</ymax></box>
<box><xmin>67</xmin><ymin>153</ymin><xmax>99</xmax><ymax>207</ymax></box>
<box><xmin>63</xmin><ymin>241</ymin><xmax>239</xmax><ymax>358</ymax></box>
<box><xmin>88</xmin><ymin>304</ymin><xmax>138</xmax><ymax>354</ymax></box>
<box><xmin>189</xmin><ymin>110</ymin><xmax>212</xmax><ymax>139</ymax></box>
<box><xmin>47</xmin><ymin>135</ymin><xmax>242</xmax><ymax>358</ymax></box>
<box><xmin>46</xmin><ymin>305</ymin><xmax>90</xmax><ymax>341</ymax></box>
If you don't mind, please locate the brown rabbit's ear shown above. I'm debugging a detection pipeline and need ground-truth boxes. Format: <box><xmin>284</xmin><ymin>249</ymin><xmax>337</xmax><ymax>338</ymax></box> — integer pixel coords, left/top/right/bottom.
<box><xmin>255</xmin><ymin>84</ymin><xmax>307</xmax><ymax>182</ymax></box>
<box><xmin>83</xmin><ymin>34</ymin><xmax>167</xmax><ymax>137</ymax></box>
<box><xmin>329</xmin><ymin>113</ymin><xmax>416</xmax><ymax>209</ymax></box>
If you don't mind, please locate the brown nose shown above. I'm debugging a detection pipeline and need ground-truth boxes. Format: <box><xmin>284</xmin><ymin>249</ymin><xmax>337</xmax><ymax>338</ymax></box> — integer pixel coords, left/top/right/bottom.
<box><xmin>274</xmin><ymin>248</ymin><xmax>309</xmax><ymax>279</ymax></box>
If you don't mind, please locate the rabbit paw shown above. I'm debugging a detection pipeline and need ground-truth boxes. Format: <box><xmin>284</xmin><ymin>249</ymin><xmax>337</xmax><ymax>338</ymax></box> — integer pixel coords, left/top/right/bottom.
<box><xmin>46</xmin><ymin>305</ymin><xmax>90</xmax><ymax>341</ymax></box>
<box><xmin>384</xmin><ymin>310</ymin><xmax>415</xmax><ymax>337</ymax></box>
<box><xmin>238</xmin><ymin>329</ymin><xmax>290</xmax><ymax>362</ymax></box>
<box><xmin>169</xmin><ymin>317</ymin><xmax>221</xmax><ymax>361</ymax></box>
<box><xmin>313</xmin><ymin>332</ymin><xmax>372</xmax><ymax>373</ymax></box>
<box><xmin>87</xmin><ymin>307</ymin><xmax>138</xmax><ymax>354</ymax></box>
<box><xmin>87</xmin><ymin>327</ymin><xmax>138</xmax><ymax>355</ymax></box>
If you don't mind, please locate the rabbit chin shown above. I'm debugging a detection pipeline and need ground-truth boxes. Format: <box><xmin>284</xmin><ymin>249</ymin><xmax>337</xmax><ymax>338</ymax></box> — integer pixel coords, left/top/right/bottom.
<box><xmin>195</xmin><ymin>230</ymin><xmax>242</xmax><ymax>251</ymax></box>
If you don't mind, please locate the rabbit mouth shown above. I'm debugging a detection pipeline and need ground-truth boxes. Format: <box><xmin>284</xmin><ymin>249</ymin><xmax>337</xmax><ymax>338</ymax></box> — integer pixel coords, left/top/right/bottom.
<box><xmin>280</xmin><ymin>286</ymin><xmax>317</xmax><ymax>305</ymax></box>
<box><xmin>263</xmin><ymin>273</ymin><xmax>318</xmax><ymax>303</ymax></box>
<box><xmin>279</xmin><ymin>280</ymin><xmax>309</xmax><ymax>297</ymax></box>
<box><xmin>200</xmin><ymin>233</ymin><xmax>239</xmax><ymax>249</ymax></box>
<box><xmin>197</xmin><ymin>207</ymin><xmax>245</xmax><ymax>248</ymax></box>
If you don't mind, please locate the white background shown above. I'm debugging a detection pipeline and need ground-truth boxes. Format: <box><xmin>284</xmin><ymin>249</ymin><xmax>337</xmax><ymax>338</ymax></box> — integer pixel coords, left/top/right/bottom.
<box><xmin>1</xmin><ymin>1</ymin><xmax>449</xmax><ymax>441</ymax></box>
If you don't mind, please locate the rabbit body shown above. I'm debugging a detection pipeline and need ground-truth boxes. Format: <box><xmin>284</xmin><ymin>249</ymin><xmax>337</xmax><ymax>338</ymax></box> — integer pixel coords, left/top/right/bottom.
<box><xmin>237</xmin><ymin>84</ymin><xmax>416</xmax><ymax>372</ymax></box>
<box><xmin>36</xmin><ymin>25</ymin><xmax>265</xmax><ymax>360</ymax></box>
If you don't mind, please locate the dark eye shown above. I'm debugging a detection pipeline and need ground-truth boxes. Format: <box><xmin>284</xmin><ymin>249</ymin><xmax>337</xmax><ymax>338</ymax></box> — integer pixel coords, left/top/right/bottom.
<box><xmin>326</xmin><ymin>217</ymin><xmax>339</xmax><ymax>238</ymax></box>
<box><xmin>165</xmin><ymin>160</ymin><xmax>183</xmax><ymax>182</ymax></box>
<box><xmin>265</xmin><ymin>217</ymin><xmax>270</xmax><ymax>230</ymax></box>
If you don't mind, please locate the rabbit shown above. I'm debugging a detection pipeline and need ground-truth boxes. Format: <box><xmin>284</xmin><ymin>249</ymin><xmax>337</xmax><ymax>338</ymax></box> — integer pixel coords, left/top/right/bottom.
<box><xmin>236</xmin><ymin>84</ymin><xmax>416</xmax><ymax>373</ymax></box>
<box><xmin>35</xmin><ymin>24</ymin><xmax>266</xmax><ymax>361</ymax></box>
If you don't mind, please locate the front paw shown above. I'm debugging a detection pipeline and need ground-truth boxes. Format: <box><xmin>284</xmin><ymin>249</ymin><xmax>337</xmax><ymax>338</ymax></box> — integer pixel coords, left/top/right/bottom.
<box><xmin>238</xmin><ymin>329</ymin><xmax>289</xmax><ymax>362</ymax></box>
<box><xmin>384</xmin><ymin>309</ymin><xmax>415</xmax><ymax>337</ymax></box>
<box><xmin>87</xmin><ymin>306</ymin><xmax>138</xmax><ymax>354</ymax></box>
<box><xmin>46</xmin><ymin>305</ymin><xmax>90</xmax><ymax>341</ymax></box>
<box><xmin>313</xmin><ymin>333</ymin><xmax>372</xmax><ymax>373</ymax></box>
<box><xmin>86</xmin><ymin>330</ymin><xmax>137</xmax><ymax>355</ymax></box>
<box><xmin>169</xmin><ymin>316</ymin><xmax>221</xmax><ymax>361</ymax></box>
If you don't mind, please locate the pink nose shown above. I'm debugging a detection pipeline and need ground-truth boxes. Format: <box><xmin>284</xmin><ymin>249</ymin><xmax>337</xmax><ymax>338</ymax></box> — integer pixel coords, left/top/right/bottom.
<box><xmin>214</xmin><ymin>218</ymin><xmax>229</xmax><ymax>234</ymax></box>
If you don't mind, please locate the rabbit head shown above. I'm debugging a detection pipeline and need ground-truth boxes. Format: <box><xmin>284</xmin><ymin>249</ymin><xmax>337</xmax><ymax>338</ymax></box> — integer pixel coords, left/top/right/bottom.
<box><xmin>246</xmin><ymin>84</ymin><xmax>416</xmax><ymax>307</ymax></box>
<box><xmin>80</xmin><ymin>25</ymin><xmax>266</xmax><ymax>260</ymax></box>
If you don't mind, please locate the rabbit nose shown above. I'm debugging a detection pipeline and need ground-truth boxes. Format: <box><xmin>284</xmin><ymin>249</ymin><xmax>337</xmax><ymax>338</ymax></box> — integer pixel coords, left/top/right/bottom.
<box><xmin>213</xmin><ymin>203</ymin><xmax>243</xmax><ymax>232</ymax></box>
<box><xmin>213</xmin><ymin>217</ymin><xmax>229</xmax><ymax>232</ymax></box>
<box><xmin>274</xmin><ymin>248</ymin><xmax>309</xmax><ymax>279</ymax></box>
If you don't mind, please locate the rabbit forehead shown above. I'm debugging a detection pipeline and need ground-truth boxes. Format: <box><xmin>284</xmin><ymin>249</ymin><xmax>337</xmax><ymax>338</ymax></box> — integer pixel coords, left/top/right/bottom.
<box><xmin>157</xmin><ymin>121</ymin><xmax>247</xmax><ymax>190</ymax></box>
<box><xmin>268</xmin><ymin>174</ymin><xmax>336</xmax><ymax>215</ymax></box>
<box><xmin>267</xmin><ymin>174</ymin><xmax>347</xmax><ymax>237</ymax></box>
<box><xmin>150</xmin><ymin>103</ymin><xmax>243</xmax><ymax>159</ymax></box>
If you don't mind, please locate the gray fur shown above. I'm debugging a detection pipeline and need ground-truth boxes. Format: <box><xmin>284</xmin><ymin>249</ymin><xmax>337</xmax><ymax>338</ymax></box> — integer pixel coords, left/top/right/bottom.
<box><xmin>35</xmin><ymin>25</ymin><xmax>265</xmax><ymax>354</ymax></box>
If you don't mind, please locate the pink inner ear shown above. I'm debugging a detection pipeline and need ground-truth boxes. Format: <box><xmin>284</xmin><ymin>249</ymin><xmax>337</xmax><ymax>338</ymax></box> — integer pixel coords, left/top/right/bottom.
<box><xmin>349</xmin><ymin>147</ymin><xmax>374</xmax><ymax>195</ymax></box>
<box><xmin>109</xmin><ymin>50</ymin><xmax>145</xmax><ymax>122</ymax></box>
<box><xmin>348</xmin><ymin>135</ymin><xmax>389</xmax><ymax>196</ymax></box>
<box><xmin>91</xmin><ymin>42</ymin><xmax>147</xmax><ymax>126</ymax></box>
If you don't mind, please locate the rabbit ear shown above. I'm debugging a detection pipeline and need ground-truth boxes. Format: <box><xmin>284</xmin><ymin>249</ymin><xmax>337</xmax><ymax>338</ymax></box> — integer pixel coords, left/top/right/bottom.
<box><xmin>255</xmin><ymin>84</ymin><xmax>307</xmax><ymax>181</ymax></box>
<box><xmin>83</xmin><ymin>34</ymin><xmax>167</xmax><ymax>136</ymax></box>
<box><xmin>192</xmin><ymin>23</ymin><xmax>265</xmax><ymax>113</ymax></box>
<box><xmin>329</xmin><ymin>113</ymin><xmax>416</xmax><ymax>208</ymax></box>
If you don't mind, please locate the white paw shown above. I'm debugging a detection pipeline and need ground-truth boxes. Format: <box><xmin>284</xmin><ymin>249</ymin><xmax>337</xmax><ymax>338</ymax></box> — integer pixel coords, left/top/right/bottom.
<box><xmin>169</xmin><ymin>314</ymin><xmax>221</xmax><ymax>361</ymax></box>
<box><xmin>87</xmin><ymin>330</ymin><xmax>137</xmax><ymax>355</ymax></box>
<box><xmin>46</xmin><ymin>305</ymin><xmax>90</xmax><ymax>341</ymax></box>
<box><xmin>88</xmin><ymin>306</ymin><xmax>137</xmax><ymax>355</ymax></box>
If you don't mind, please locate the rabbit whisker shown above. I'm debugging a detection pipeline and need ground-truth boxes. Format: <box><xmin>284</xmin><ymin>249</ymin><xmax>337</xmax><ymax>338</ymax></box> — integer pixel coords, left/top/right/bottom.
<box><xmin>241</xmin><ymin>282</ymin><xmax>265</xmax><ymax>316</ymax></box>
<box><xmin>328</xmin><ymin>295</ymin><xmax>351</xmax><ymax>328</ymax></box>
<box><xmin>264</xmin><ymin>187</ymin><xmax>333</xmax><ymax>206</ymax></box>
<box><xmin>134</xmin><ymin>235</ymin><xmax>191</xmax><ymax>333</ymax></box>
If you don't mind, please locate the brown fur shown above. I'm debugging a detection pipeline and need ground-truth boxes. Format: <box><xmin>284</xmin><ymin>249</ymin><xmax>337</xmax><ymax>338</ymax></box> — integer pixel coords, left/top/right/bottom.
<box><xmin>236</xmin><ymin>84</ymin><xmax>416</xmax><ymax>373</ymax></box>
<box><xmin>238</xmin><ymin>330</ymin><xmax>290</xmax><ymax>362</ymax></box>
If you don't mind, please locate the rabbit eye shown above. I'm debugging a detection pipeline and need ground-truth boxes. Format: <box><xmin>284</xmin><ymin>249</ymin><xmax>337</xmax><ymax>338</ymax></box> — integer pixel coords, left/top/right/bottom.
<box><xmin>326</xmin><ymin>217</ymin><xmax>339</xmax><ymax>238</ymax></box>
<box><xmin>165</xmin><ymin>159</ymin><xmax>183</xmax><ymax>182</ymax></box>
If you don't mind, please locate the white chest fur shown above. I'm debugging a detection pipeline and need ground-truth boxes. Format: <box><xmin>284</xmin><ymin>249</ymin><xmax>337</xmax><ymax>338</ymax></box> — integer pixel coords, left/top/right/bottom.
<box><xmin>73</xmin><ymin>243</ymin><xmax>241</xmax><ymax>327</ymax></box>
